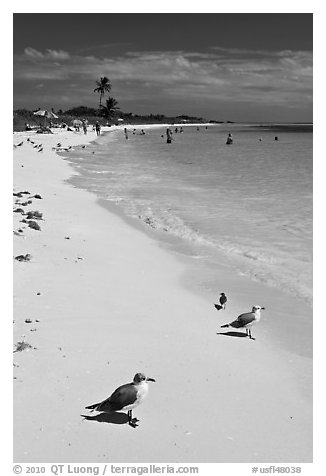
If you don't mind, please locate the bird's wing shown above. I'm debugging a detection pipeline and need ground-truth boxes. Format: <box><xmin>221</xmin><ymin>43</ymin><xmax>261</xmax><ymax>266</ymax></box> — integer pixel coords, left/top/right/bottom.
<box><xmin>98</xmin><ymin>383</ymin><xmax>137</xmax><ymax>412</ymax></box>
<box><xmin>236</xmin><ymin>312</ymin><xmax>255</xmax><ymax>326</ymax></box>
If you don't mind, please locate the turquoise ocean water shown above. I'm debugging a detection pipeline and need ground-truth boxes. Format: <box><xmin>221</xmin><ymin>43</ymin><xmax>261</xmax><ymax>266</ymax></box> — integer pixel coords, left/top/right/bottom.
<box><xmin>65</xmin><ymin>123</ymin><xmax>312</xmax><ymax>306</ymax></box>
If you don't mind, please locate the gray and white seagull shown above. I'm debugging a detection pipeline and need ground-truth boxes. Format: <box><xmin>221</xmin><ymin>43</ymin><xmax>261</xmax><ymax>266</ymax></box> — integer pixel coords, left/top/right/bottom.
<box><xmin>220</xmin><ymin>305</ymin><xmax>265</xmax><ymax>340</ymax></box>
<box><xmin>85</xmin><ymin>372</ymin><xmax>156</xmax><ymax>428</ymax></box>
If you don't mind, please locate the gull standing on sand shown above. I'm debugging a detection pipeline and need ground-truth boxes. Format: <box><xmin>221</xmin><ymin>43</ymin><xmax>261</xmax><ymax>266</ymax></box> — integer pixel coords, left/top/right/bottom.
<box><xmin>85</xmin><ymin>373</ymin><xmax>156</xmax><ymax>428</ymax></box>
<box><xmin>220</xmin><ymin>305</ymin><xmax>265</xmax><ymax>339</ymax></box>
<box><xmin>214</xmin><ymin>292</ymin><xmax>227</xmax><ymax>311</ymax></box>
<box><xmin>219</xmin><ymin>292</ymin><xmax>227</xmax><ymax>309</ymax></box>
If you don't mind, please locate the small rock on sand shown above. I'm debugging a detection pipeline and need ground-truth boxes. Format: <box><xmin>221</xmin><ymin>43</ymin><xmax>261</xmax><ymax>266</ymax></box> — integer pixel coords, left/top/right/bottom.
<box><xmin>28</xmin><ymin>220</ymin><xmax>41</xmax><ymax>231</ymax></box>
<box><xmin>15</xmin><ymin>254</ymin><xmax>32</xmax><ymax>262</ymax></box>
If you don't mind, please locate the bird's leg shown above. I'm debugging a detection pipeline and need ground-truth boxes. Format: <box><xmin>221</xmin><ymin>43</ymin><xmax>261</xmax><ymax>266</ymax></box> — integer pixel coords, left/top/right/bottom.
<box><xmin>249</xmin><ymin>329</ymin><xmax>255</xmax><ymax>340</ymax></box>
<box><xmin>128</xmin><ymin>410</ymin><xmax>139</xmax><ymax>428</ymax></box>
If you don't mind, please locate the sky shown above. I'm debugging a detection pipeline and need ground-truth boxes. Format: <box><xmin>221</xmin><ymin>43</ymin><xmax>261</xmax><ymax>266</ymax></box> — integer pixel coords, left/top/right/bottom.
<box><xmin>13</xmin><ymin>13</ymin><xmax>313</xmax><ymax>122</ymax></box>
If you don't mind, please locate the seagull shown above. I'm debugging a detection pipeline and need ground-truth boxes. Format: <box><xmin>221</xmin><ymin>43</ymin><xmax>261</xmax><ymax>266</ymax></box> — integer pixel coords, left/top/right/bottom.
<box><xmin>220</xmin><ymin>305</ymin><xmax>265</xmax><ymax>340</ymax></box>
<box><xmin>17</xmin><ymin>141</ymin><xmax>24</xmax><ymax>146</ymax></box>
<box><xmin>38</xmin><ymin>148</ymin><xmax>43</xmax><ymax>152</ymax></box>
<box><xmin>219</xmin><ymin>292</ymin><xmax>227</xmax><ymax>309</ymax></box>
<box><xmin>214</xmin><ymin>292</ymin><xmax>227</xmax><ymax>311</ymax></box>
<box><xmin>85</xmin><ymin>372</ymin><xmax>156</xmax><ymax>428</ymax></box>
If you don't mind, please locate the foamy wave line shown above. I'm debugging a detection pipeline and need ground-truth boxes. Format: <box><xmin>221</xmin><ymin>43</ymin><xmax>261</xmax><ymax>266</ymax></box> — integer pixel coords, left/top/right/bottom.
<box><xmin>104</xmin><ymin>195</ymin><xmax>311</xmax><ymax>304</ymax></box>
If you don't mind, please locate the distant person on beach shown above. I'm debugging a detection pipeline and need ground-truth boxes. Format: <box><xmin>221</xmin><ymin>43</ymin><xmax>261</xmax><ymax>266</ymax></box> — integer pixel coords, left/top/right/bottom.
<box><xmin>82</xmin><ymin>120</ymin><xmax>88</xmax><ymax>135</ymax></box>
<box><xmin>166</xmin><ymin>127</ymin><xmax>173</xmax><ymax>144</ymax></box>
<box><xmin>124</xmin><ymin>127</ymin><xmax>128</xmax><ymax>139</ymax></box>
<box><xmin>95</xmin><ymin>122</ymin><xmax>101</xmax><ymax>136</ymax></box>
<box><xmin>274</xmin><ymin>136</ymin><xmax>279</xmax><ymax>141</ymax></box>
<box><xmin>226</xmin><ymin>133</ymin><xmax>233</xmax><ymax>145</ymax></box>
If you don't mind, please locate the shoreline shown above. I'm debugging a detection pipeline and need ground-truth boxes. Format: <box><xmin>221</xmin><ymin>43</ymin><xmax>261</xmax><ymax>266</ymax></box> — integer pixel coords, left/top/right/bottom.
<box><xmin>64</xmin><ymin>126</ymin><xmax>312</xmax><ymax>358</ymax></box>
<box><xmin>13</xmin><ymin>127</ymin><xmax>312</xmax><ymax>463</ymax></box>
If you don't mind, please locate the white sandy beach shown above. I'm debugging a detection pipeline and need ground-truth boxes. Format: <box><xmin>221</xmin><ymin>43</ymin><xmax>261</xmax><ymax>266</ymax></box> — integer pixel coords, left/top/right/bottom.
<box><xmin>13</xmin><ymin>127</ymin><xmax>312</xmax><ymax>463</ymax></box>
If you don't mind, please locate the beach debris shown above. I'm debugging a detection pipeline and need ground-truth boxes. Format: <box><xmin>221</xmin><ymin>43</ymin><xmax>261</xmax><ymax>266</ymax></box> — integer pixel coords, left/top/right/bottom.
<box><xmin>220</xmin><ymin>305</ymin><xmax>265</xmax><ymax>340</ymax></box>
<box><xmin>26</xmin><ymin>210</ymin><xmax>43</xmax><ymax>220</ymax></box>
<box><xmin>143</xmin><ymin>216</ymin><xmax>156</xmax><ymax>228</ymax></box>
<box><xmin>25</xmin><ymin>318</ymin><xmax>32</xmax><ymax>323</ymax></box>
<box><xmin>38</xmin><ymin>148</ymin><xmax>43</xmax><ymax>152</ymax></box>
<box><xmin>85</xmin><ymin>372</ymin><xmax>156</xmax><ymax>428</ymax></box>
<box><xmin>64</xmin><ymin>236</ymin><xmax>70</xmax><ymax>240</ymax></box>
<box><xmin>13</xmin><ymin>192</ymin><xmax>23</xmax><ymax>197</ymax></box>
<box><xmin>16</xmin><ymin>141</ymin><xmax>24</xmax><ymax>147</ymax></box>
<box><xmin>13</xmin><ymin>208</ymin><xmax>25</xmax><ymax>214</ymax></box>
<box><xmin>14</xmin><ymin>340</ymin><xmax>35</xmax><ymax>352</ymax></box>
<box><xmin>31</xmin><ymin>194</ymin><xmax>43</xmax><ymax>199</ymax></box>
<box><xmin>30</xmin><ymin>328</ymin><xmax>37</xmax><ymax>332</ymax></box>
<box><xmin>15</xmin><ymin>254</ymin><xmax>32</xmax><ymax>262</ymax></box>
<box><xmin>28</xmin><ymin>220</ymin><xmax>41</xmax><ymax>231</ymax></box>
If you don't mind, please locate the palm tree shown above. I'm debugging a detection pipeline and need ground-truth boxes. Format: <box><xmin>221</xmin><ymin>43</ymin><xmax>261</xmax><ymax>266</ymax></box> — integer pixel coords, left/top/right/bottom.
<box><xmin>100</xmin><ymin>97</ymin><xmax>120</xmax><ymax>120</ymax></box>
<box><xmin>93</xmin><ymin>77</ymin><xmax>112</xmax><ymax>108</ymax></box>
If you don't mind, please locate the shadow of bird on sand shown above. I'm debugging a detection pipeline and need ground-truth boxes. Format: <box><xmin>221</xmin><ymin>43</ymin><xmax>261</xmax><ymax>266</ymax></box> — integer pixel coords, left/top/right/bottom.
<box><xmin>216</xmin><ymin>331</ymin><xmax>248</xmax><ymax>338</ymax></box>
<box><xmin>81</xmin><ymin>412</ymin><xmax>129</xmax><ymax>425</ymax></box>
<box><xmin>214</xmin><ymin>304</ymin><xmax>223</xmax><ymax>311</ymax></box>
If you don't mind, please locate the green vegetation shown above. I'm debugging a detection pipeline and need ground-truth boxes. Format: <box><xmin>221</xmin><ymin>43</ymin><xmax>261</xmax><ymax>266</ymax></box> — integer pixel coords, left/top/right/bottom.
<box><xmin>100</xmin><ymin>97</ymin><xmax>120</xmax><ymax>120</ymax></box>
<box><xmin>93</xmin><ymin>76</ymin><xmax>112</xmax><ymax>108</ymax></box>
<box><xmin>13</xmin><ymin>77</ymin><xmax>227</xmax><ymax>131</ymax></box>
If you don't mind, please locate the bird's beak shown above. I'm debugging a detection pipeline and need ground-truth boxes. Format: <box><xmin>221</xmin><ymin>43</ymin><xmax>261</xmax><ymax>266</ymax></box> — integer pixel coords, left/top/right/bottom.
<box><xmin>146</xmin><ymin>377</ymin><xmax>156</xmax><ymax>382</ymax></box>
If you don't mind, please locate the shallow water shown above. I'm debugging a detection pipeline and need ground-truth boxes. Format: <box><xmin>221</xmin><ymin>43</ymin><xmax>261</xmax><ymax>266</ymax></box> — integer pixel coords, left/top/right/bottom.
<box><xmin>66</xmin><ymin>123</ymin><xmax>312</xmax><ymax>305</ymax></box>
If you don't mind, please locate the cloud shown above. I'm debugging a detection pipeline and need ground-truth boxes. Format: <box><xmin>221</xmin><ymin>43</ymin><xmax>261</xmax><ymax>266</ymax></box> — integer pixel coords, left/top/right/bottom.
<box><xmin>23</xmin><ymin>47</ymin><xmax>70</xmax><ymax>60</ymax></box>
<box><xmin>24</xmin><ymin>47</ymin><xmax>44</xmax><ymax>58</ymax></box>
<box><xmin>14</xmin><ymin>46</ymin><xmax>312</xmax><ymax>113</ymax></box>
